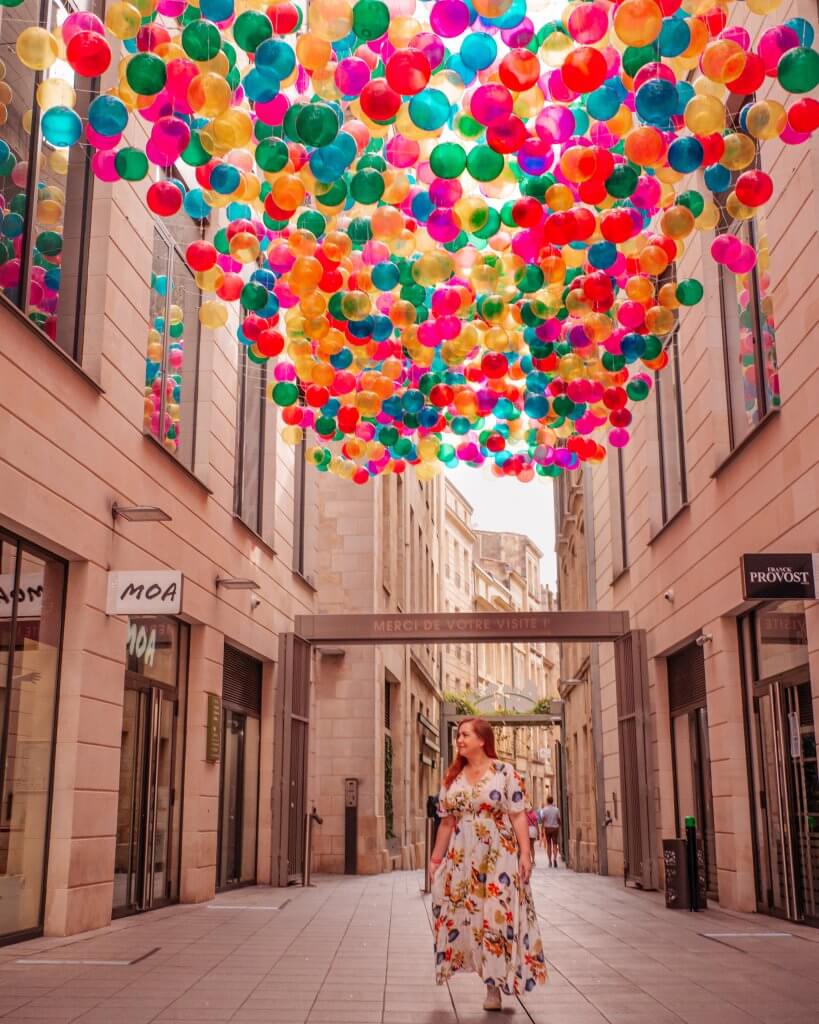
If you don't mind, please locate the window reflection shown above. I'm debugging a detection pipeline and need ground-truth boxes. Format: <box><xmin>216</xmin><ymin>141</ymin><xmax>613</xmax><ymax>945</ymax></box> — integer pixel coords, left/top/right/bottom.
<box><xmin>0</xmin><ymin>533</ymin><xmax>65</xmax><ymax>939</ymax></box>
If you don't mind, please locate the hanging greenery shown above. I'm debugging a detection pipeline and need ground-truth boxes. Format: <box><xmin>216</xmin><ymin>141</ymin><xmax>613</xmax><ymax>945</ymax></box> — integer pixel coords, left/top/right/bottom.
<box><xmin>384</xmin><ymin>734</ymin><xmax>394</xmax><ymax>840</ymax></box>
<box><xmin>442</xmin><ymin>691</ymin><xmax>479</xmax><ymax>716</ymax></box>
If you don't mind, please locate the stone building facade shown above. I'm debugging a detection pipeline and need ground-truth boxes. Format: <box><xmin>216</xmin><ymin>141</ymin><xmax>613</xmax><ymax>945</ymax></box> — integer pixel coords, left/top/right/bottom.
<box><xmin>0</xmin><ymin>45</ymin><xmax>318</xmax><ymax>942</ymax></box>
<box><xmin>311</xmin><ymin>472</ymin><xmax>443</xmax><ymax>874</ymax></box>
<box><xmin>557</xmin><ymin>1</ymin><xmax>819</xmax><ymax>921</ymax></box>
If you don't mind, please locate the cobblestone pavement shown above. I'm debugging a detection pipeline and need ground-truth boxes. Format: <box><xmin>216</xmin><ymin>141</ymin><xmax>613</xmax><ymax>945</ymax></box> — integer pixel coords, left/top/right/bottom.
<box><xmin>1</xmin><ymin>865</ymin><xmax>818</xmax><ymax>1024</ymax></box>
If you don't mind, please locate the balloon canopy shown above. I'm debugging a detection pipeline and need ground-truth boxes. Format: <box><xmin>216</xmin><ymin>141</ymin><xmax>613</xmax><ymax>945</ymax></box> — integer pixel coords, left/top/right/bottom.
<box><xmin>7</xmin><ymin>0</ymin><xmax>817</xmax><ymax>483</ymax></box>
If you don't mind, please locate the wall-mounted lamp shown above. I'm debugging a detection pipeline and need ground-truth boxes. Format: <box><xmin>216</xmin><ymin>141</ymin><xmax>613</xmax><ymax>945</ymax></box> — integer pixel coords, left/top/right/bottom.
<box><xmin>559</xmin><ymin>678</ymin><xmax>587</xmax><ymax>689</ymax></box>
<box><xmin>112</xmin><ymin>502</ymin><xmax>171</xmax><ymax>523</ymax></box>
<box><xmin>695</xmin><ymin>632</ymin><xmax>713</xmax><ymax>647</ymax></box>
<box><xmin>216</xmin><ymin>576</ymin><xmax>260</xmax><ymax>590</ymax></box>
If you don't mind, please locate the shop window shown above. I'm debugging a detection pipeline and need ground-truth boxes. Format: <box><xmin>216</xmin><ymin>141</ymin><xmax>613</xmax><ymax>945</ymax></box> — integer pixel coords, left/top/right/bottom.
<box><xmin>144</xmin><ymin>220</ymin><xmax>202</xmax><ymax>468</ymax></box>
<box><xmin>292</xmin><ymin>436</ymin><xmax>307</xmax><ymax>575</ymax></box>
<box><xmin>753</xmin><ymin>600</ymin><xmax>808</xmax><ymax>680</ymax></box>
<box><xmin>655</xmin><ymin>332</ymin><xmax>688</xmax><ymax>523</ymax></box>
<box><xmin>0</xmin><ymin>531</ymin><xmax>66</xmax><ymax>940</ymax></box>
<box><xmin>610</xmin><ymin>448</ymin><xmax>628</xmax><ymax>576</ymax></box>
<box><xmin>0</xmin><ymin>0</ymin><xmax>97</xmax><ymax>360</ymax></box>
<box><xmin>234</xmin><ymin>345</ymin><xmax>267</xmax><ymax>535</ymax></box>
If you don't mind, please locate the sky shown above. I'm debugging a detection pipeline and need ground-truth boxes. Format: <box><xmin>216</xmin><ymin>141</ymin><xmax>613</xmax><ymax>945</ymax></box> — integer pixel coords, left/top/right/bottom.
<box><xmin>448</xmin><ymin>466</ymin><xmax>558</xmax><ymax>589</ymax></box>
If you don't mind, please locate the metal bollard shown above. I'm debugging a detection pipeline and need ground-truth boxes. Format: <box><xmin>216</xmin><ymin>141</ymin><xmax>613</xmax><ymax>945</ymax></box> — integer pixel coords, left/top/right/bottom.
<box><xmin>302</xmin><ymin>807</ymin><xmax>323</xmax><ymax>887</ymax></box>
<box><xmin>423</xmin><ymin>818</ymin><xmax>434</xmax><ymax>894</ymax></box>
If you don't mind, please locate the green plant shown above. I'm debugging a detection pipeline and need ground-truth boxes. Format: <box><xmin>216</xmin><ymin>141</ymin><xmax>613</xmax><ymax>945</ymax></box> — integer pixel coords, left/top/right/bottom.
<box><xmin>532</xmin><ymin>697</ymin><xmax>551</xmax><ymax>715</ymax></box>
<box><xmin>442</xmin><ymin>690</ymin><xmax>479</xmax><ymax>716</ymax></box>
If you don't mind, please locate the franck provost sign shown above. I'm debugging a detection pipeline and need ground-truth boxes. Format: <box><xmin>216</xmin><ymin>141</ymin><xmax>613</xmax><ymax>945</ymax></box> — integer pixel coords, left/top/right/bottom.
<box><xmin>106</xmin><ymin>571</ymin><xmax>183</xmax><ymax>615</ymax></box>
<box><xmin>741</xmin><ymin>554</ymin><xmax>818</xmax><ymax>601</ymax></box>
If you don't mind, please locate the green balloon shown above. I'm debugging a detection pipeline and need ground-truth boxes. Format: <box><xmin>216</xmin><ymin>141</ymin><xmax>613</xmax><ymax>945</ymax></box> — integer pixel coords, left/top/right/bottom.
<box><xmin>349</xmin><ymin>168</ymin><xmax>384</xmax><ymax>204</ymax></box>
<box><xmin>36</xmin><ymin>231</ymin><xmax>61</xmax><ymax>257</ymax></box>
<box><xmin>181</xmin><ymin>131</ymin><xmax>210</xmax><ymax>167</ymax></box>
<box><xmin>622</xmin><ymin>44</ymin><xmax>659</xmax><ymax>78</ymax></box>
<box><xmin>241</xmin><ymin>283</ymin><xmax>268</xmax><ymax>311</ymax></box>
<box><xmin>181</xmin><ymin>20</ymin><xmax>220</xmax><ymax>61</ymax></box>
<box><xmin>232</xmin><ymin>10</ymin><xmax>272</xmax><ymax>53</ymax></box>
<box><xmin>255</xmin><ymin>137</ymin><xmax>289</xmax><ymax>172</ymax></box>
<box><xmin>317</xmin><ymin>179</ymin><xmax>347</xmax><ymax>206</ymax></box>
<box><xmin>641</xmin><ymin>334</ymin><xmax>663</xmax><ymax>360</ymax></box>
<box><xmin>298</xmin><ymin>210</ymin><xmax>326</xmax><ymax>236</ymax></box>
<box><xmin>605</xmin><ymin>165</ymin><xmax>638</xmax><ymax>198</ymax></box>
<box><xmin>247</xmin><ymin>347</ymin><xmax>267</xmax><ymax>365</ymax></box>
<box><xmin>114</xmin><ymin>147</ymin><xmax>149</xmax><ymax>181</ymax></box>
<box><xmin>352</xmin><ymin>0</ymin><xmax>389</xmax><ymax>41</ymax></box>
<box><xmin>466</xmin><ymin>145</ymin><xmax>504</xmax><ymax>182</ymax></box>
<box><xmin>272</xmin><ymin>381</ymin><xmax>299</xmax><ymax>406</ymax></box>
<box><xmin>677</xmin><ymin>189</ymin><xmax>704</xmax><ymax>217</ymax></box>
<box><xmin>627</xmin><ymin>379</ymin><xmax>651</xmax><ymax>402</ymax></box>
<box><xmin>429</xmin><ymin>143</ymin><xmax>466</xmax><ymax>181</ymax></box>
<box><xmin>676</xmin><ymin>278</ymin><xmax>703</xmax><ymax>306</ymax></box>
<box><xmin>777</xmin><ymin>46</ymin><xmax>819</xmax><ymax>94</ymax></box>
<box><xmin>296</xmin><ymin>102</ymin><xmax>339</xmax><ymax>147</ymax></box>
<box><xmin>126</xmin><ymin>53</ymin><xmax>166</xmax><ymax>96</ymax></box>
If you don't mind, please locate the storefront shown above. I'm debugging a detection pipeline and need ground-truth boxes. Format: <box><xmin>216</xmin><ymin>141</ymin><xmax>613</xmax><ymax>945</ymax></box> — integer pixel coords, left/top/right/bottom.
<box><xmin>0</xmin><ymin>530</ymin><xmax>66</xmax><ymax>944</ymax></box>
<box><xmin>113</xmin><ymin>615</ymin><xmax>188</xmax><ymax>917</ymax></box>
<box><xmin>217</xmin><ymin>645</ymin><xmax>261</xmax><ymax>890</ymax></box>
<box><xmin>742</xmin><ymin>600</ymin><xmax>818</xmax><ymax>925</ymax></box>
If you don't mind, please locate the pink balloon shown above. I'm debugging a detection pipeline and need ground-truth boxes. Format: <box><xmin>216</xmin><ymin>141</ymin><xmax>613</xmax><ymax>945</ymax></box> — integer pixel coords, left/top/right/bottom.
<box><xmin>725</xmin><ymin>244</ymin><xmax>757</xmax><ymax>274</ymax></box>
<box><xmin>711</xmin><ymin>234</ymin><xmax>742</xmax><ymax>264</ymax></box>
<box><xmin>91</xmin><ymin>150</ymin><xmax>120</xmax><ymax>182</ymax></box>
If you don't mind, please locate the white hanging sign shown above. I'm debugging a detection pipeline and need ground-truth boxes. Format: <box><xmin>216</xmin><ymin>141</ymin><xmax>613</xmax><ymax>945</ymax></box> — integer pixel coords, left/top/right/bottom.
<box><xmin>106</xmin><ymin>571</ymin><xmax>183</xmax><ymax>616</ymax></box>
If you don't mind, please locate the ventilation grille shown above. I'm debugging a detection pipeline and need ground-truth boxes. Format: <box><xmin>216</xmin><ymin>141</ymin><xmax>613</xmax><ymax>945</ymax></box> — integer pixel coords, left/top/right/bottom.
<box><xmin>223</xmin><ymin>645</ymin><xmax>262</xmax><ymax>714</ymax></box>
<box><xmin>668</xmin><ymin>643</ymin><xmax>706</xmax><ymax>715</ymax></box>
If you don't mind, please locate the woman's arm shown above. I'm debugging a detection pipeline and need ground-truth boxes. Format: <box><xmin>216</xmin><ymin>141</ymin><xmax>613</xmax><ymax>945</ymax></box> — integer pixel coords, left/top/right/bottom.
<box><xmin>510</xmin><ymin>811</ymin><xmax>533</xmax><ymax>883</ymax></box>
<box><xmin>429</xmin><ymin>815</ymin><xmax>455</xmax><ymax>877</ymax></box>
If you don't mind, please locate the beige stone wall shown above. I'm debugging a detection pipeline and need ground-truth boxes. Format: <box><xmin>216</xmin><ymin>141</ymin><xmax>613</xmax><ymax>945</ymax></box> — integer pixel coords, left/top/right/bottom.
<box><xmin>312</xmin><ymin>471</ymin><xmax>442</xmax><ymax>874</ymax></box>
<box><xmin>582</xmin><ymin>0</ymin><xmax>819</xmax><ymax>910</ymax></box>
<box><xmin>0</xmin><ymin>132</ymin><xmax>317</xmax><ymax>936</ymax></box>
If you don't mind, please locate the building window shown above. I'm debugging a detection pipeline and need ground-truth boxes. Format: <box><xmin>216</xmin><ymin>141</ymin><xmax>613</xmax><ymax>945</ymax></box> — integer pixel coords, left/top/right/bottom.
<box><xmin>0</xmin><ymin>530</ymin><xmax>66</xmax><ymax>940</ymax></box>
<box><xmin>611</xmin><ymin>448</ymin><xmax>628</xmax><ymax>575</ymax></box>
<box><xmin>234</xmin><ymin>347</ymin><xmax>266</xmax><ymax>535</ymax></box>
<box><xmin>0</xmin><ymin>0</ymin><xmax>97</xmax><ymax>360</ymax></box>
<box><xmin>144</xmin><ymin>222</ymin><xmax>202</xmax><ymax>468</ymax></box>
<box><xmin>655</xmin><ymin>332</ymin><xmax>688</xmax><ymax>523</ymax></box>
<box><xmin>293</xmin><ymin>436</ymin><xmax>307</xmax><ymax>575</ymax></box>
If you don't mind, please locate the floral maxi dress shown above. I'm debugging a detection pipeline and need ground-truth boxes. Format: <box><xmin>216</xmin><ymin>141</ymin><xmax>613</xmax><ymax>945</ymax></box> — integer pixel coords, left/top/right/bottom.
<box><xmin>431</xmin><ymin>761</ymin><xmax>547</xmax><ymax>995</ymax></box>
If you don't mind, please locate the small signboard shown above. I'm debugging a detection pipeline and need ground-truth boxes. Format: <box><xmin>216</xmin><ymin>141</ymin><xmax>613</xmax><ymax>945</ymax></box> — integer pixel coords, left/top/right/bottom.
<box><xmin>107</xmin><ymin>571</ymin><xmax>183</xmax><ymax>615</ymax></box>
<box><xmin>206</xmin><ymin>693</ymin><xmax>222</xmax><ymax>763</ymax></box>
<box><xmin>741</xmin><ymin>554</ymin><xmax>817</xmax><ymax>601</ymax></box>
<box><xmin>0</xmin><ymin>574</ymin><xmax>44</xmax><ymax>619</ymax></box>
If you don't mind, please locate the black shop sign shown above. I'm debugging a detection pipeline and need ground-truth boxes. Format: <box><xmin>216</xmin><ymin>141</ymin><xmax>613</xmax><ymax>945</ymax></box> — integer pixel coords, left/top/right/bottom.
<box><xmin>741</xmin><ymin>553</ymin><xmax>817</xmax><ymax>600</ymax></box>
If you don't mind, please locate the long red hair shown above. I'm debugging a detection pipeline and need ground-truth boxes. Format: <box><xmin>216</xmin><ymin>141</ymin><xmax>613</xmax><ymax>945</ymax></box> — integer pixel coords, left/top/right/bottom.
<box><xmin>443</xmin><ymin>717</ymin><xmax>498</xmax><ymax>788</ymax></box>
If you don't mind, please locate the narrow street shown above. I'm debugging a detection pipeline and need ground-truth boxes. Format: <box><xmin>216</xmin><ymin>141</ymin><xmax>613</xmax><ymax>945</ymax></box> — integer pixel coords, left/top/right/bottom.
<box><xmin>1</xmin><ymin>867</ymin><xmax>817</xmax><ymax>1024</ymax></box>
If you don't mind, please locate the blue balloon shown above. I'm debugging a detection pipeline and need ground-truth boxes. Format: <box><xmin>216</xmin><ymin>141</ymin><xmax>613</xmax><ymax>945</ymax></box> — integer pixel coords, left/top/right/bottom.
<box><xmin>209</xmin><ymin>163</ymin><xmax>241</xmax><ymax>194</ymax></box>
<box><xmin>587</xmin><ymin>85</ymin><xmax>621</xmax><ymax>121</ymax></box>
<box><xmin>2</xmin><ymin>213</ymin><xmax>24</xmax><ymax>238</ymax></box>
<box><xmin>588</xmin><ymin>241</ymin><xmax>617</xmax><ymax>269</ymax></box>
<box><xmin>242</xmin><ymin>68</ymin><xmax>279</xmax><ymax>103</ymax></box>
<box><xmin>88</xmin><ymin>95</ymin><xmax>128</xmax><ymax>137</ymax></box>
<box><xmin>635</xmin><ymin>80</ymin><xmax>677</xmax><ymax>127</ymax></box>
<box><xmin>41</xmin><ymin>106</ymin><xmax>82</xmax><ymax>147</ymax></box>
<box><xmin>255</xmin><ymin>38</ymin><xmax>296</xmax><ymax>79</ymax></box>
<box><xmin>445</xmin><ymin>54</ymin><xmax>476</xmax><ymax>85</ymax></box>
<box><xmin>667</xmin><ymin>136</ymin><xmax>703</xmax><ymax>173</ymax></box>
<box><xmin>372</xmin><ymin>262</ymin><xmax>400</xmax><ymax>291</ymax></box>
<box><xmin>621</xmin><ymin>333</ymin><xmax>647</xmax><ymax>362</ymax></box>
<box><xmin>704</xmin><ymin>163</ymin><xmax>731</xmax><ymax>193</ymax></box>
<box><xmin>183</xmin><ymin>188</ymin><xmax>211</xmax><ymax>220</ymax></box>
<box><xmin>658</xmin><ymin>18</ymin><xmax>690</xmax><ymax>58</ymax></box>
<box><xmin>785</xmin><ymin>17</ymin><xmax>814</xmax><ymax>47</ymax></box>
<box><xmin>460</xmin><ymin>31</ymin><xmax>497</xmax><ymax>71</ymax></box>
<box><xmin>199</xmin><ymin>0</ymin><xmax>234</xmax><ymax>22</ymax></box>
<box><xmin>524</xmin><ymin>394</ymin><xmax>549</xmax><ymax>419</ymax></box>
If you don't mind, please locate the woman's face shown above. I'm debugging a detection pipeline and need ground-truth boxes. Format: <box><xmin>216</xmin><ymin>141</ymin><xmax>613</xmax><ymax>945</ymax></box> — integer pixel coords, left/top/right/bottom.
<box><xmin>457</xmin><ymin>721</ymin><xmax>485</xmax><ymax>759</ymax></box>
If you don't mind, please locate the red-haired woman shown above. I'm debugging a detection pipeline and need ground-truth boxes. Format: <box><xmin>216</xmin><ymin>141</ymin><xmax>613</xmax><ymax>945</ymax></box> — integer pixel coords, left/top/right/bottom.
<box><xmin>428</xmin><ymin>717</ymin><xmax>547</xmax><ymax>1011</ymax></box>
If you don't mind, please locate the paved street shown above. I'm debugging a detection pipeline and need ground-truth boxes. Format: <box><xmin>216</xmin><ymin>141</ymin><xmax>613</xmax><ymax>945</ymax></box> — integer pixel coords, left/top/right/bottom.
<box><xmin>1</xmin><ymin>866</ymin><xmax>817</xmax><ymax>1024</ymax></box>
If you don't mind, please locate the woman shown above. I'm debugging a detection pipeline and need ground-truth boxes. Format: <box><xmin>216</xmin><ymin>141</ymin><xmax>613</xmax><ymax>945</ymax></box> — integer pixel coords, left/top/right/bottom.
<box><xmin>428</xmin><ymin>717</ymin><xmax>547</xmax><ymax>1011</ymax></box>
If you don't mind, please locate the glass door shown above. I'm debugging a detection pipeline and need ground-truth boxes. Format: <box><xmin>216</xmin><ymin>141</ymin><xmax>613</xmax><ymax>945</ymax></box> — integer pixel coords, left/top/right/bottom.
<box><xmin>113</xmin><ymin>682</ymin><xmax>179</xmax><ymax>916</ymax></box>
<box><xmin>754</xmin><ymin>676</ymin><xmax>818</xmax><ymax>923</ymax></box>
<box><xmin>217</xmin><ymin>709</ymin><xmax>259</xmax><ymax>890</ymax></box>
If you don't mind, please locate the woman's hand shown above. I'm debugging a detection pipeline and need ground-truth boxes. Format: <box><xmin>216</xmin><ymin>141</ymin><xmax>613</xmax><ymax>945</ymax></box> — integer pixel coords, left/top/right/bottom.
<box><xmin>519</xmin><ymin>850</ymin><xmax>533</xmax><ymax>885</ymax></box>
<box><xmin>428</xmin><ymin>856</ymin><xmax>443</xmax><ymax>881</ymax></box>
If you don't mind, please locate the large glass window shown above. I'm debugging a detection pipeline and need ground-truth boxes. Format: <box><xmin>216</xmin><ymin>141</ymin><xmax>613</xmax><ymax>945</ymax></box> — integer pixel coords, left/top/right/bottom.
<box><xmin>144</xmin><ymin>219</ymin><xmax>202</xmax><ymax>468</ymax></box>
<box><xmin>0</xmin><ymin>0</ymin><xmax>96</xmax><ymax>360</ymax></box>
<box><xmin>0</xmin><ymin>531</ymin><xmax>66</xmax><ymax>940</ymax></box>
<box><xmin>655</xmin><ymin>332</ymin><xmax>687</xmax><ymax>523</ymax></box>
<box><xmin>234</xmin><ymin>346</ymin><xmax>267</xmax><ymax>535</ymax></box>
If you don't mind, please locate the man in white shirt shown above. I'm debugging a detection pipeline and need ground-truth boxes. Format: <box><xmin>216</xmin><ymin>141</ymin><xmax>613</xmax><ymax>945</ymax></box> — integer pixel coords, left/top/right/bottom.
<box><xmin>539</xmin><ymin>796</ymin><xmax>561</xmax><ymax>868</ymax></box>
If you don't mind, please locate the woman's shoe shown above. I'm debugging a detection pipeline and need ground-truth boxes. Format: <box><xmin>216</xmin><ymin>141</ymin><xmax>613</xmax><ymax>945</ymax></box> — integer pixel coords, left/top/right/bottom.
<box><xmin>483</xmin><ymin>985</ymin><xmax>502</xmax><ymax>1011</ymax></box>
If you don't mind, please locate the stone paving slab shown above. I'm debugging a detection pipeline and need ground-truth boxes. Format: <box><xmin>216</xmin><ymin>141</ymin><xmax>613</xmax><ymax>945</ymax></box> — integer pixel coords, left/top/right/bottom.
<box><xmin>1</xmin><ymin>866</ymin><xmax>818</xmax><ymax>1023</ymax></box>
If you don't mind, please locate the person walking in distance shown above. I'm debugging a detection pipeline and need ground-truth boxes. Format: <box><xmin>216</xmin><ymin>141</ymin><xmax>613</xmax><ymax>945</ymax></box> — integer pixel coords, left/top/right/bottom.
<box><xmin>540</xmin><ymin>795</ymin><xmax>561</xmax><ymax>868</ymax></box>
<box><xmin>429</xmin><ymin>718</ymin><xmax>547</xmax><ymax>1011</ymax></box>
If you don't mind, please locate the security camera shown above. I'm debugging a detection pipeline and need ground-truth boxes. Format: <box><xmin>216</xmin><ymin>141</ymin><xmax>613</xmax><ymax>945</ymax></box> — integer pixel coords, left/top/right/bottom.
<box><xmin>695</xmin><ymin>632</ymin><xmax>712</xmax><ymax>647</ymax></box>
<box><xmin>663</xmin><ymin>589</ymin><xmax>674</xmax><ymax>602</ymax></box>
<box><xmin>250</xmin><ymin>594</ymin><xmax>262</xmax><ymax>610</ymax></box>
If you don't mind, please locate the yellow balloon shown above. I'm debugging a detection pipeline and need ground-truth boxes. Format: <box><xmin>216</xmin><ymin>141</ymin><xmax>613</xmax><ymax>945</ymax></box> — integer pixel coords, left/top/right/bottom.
<box><xmin>106</xmin><ymin>0</ymin><xmax>143</xmax><ymax>37</ymax></box>
<box><xmin>17</xmin><ymin>27</ymin><xmax>59</xmax><ymax>71</ymax></box>
<box><xmin>37</xmin><ymin>77</ymin><xmax>75</xmax><ymax>111</ymax></box>
<box><xmin>308</xmin><ymin>0</ymin><xmax>354</xmax><ymax>42</ymax></box>
<box><xmin>745</xmin><ymin>100</ymin><xmax>787</xmax><ymax>140</ymax></box>
<box><xmin>683</xmin><ymin>94</ymin><xmax>725</xmax><ymax>135</ymax></box>
<box><xmin>199</xmin><ymin>300</ymin><xmax>228</xmax><ymax>328</ymax></box>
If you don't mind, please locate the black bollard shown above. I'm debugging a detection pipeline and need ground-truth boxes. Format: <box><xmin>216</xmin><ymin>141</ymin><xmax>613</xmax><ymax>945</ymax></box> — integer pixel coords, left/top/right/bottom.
<box><xmin>685</xmin><ymin>816</ymin><xmax>698</xmax><ymax>912</ymax></box>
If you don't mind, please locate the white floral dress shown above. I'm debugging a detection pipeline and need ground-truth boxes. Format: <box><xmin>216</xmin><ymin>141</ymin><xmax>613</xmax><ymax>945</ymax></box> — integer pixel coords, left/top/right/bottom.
<box><xmin>431</xmin><ymin>761</ymin><xmax>547</xmax><ymax>995</ymax></box>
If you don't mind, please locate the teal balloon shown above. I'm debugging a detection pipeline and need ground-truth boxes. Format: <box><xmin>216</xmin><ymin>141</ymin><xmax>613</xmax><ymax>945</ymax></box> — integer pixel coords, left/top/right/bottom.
<box><xmin>460</xmin><ymin>32</ymin><xmax>497</xmax><ymax>70</ymax></box>
<box><xmin>88</xmin><ymin>95</ymin><xmax>128</xmax><ymax>136</ymax></box>
<box><xmin>41</xmin><ymin>106</ymin><xmax>82</xmax><ymax>147</ymax></box>
<box><xmin>408</xmin><ymin>89</ymin><xmax>451</xmax><ymax>130</ymax></box>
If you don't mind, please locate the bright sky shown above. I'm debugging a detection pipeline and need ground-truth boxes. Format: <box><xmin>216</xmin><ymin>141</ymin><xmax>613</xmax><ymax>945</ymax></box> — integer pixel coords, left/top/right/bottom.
<box><xmin>448</xmin><ymin>466</ymin><xmax>557</xmax><ymax>589</ymax></box>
